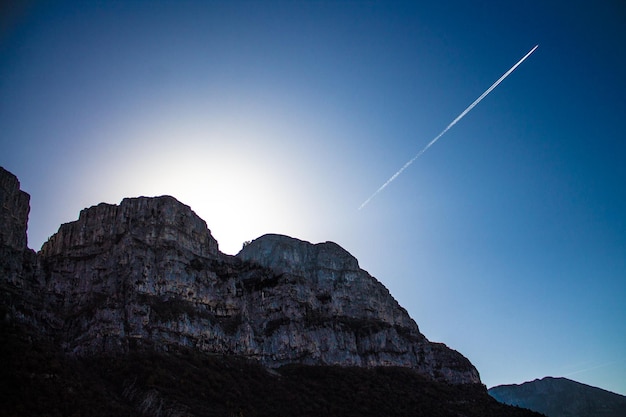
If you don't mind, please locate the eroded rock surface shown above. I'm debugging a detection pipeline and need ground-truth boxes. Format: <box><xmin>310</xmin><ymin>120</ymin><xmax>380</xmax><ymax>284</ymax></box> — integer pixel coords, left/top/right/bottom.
<box><xmin>1</xmin><ymin>166</ymin><xmax>479</xmax><ymax>385</ymax></box>
<box><xmin>0</xmin><ymin>167</ymin><xmax>30</xmax><ymax>251</ymax></box>
<box><xmin>238</xmin><ymin>234</ymin><xmax>479</xmax><ymax>383</ymax></box>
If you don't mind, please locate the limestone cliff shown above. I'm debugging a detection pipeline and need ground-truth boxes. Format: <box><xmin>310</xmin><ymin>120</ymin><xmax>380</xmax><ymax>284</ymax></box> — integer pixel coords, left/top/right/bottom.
<box><xmin>1</xmin><ymin>166</ymin><xmax>479</xmax><ymax>385</ymax></box>
<box><xmin>0</xmin><ymin>167</ymin><xmax>30</xmax><ymax>251</ymax></box>
<box><xmin>238</xmin><ymin>234</ymin><xmax>479</xmax><ymax>383</ymax></box>
<box><xmin>0</xmin><ymin>167</ymin><xmax>40</xmax><ymax>329</ymax></box>
<box><xmin>0</xmin><ymin>167</ymin><xmax>35</xmax><ymax>286</ymax></box>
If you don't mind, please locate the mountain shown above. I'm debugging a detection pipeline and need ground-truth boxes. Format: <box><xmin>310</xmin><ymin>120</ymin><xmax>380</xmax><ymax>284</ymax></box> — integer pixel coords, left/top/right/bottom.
<box><xmin>489</xmin><ymin>377</ymin><xmax>626</xmax><ymax>417</ymax></box>
<box><xmin>1</xmin><ymin>166</ymin><xmax>541</xmax><ymax>416</ymax></box>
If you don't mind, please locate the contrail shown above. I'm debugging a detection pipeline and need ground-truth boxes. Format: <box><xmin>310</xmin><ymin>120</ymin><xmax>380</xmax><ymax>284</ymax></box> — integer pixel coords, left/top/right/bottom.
<box><xmin>562</xmin><ymin>360</ymin><xmax>623</xmax><ymax>377</ymax></box>
<box><xmin>358</xmin><ymin>45</ymin><xmax>538</xmax><ymax>210</ymax></box>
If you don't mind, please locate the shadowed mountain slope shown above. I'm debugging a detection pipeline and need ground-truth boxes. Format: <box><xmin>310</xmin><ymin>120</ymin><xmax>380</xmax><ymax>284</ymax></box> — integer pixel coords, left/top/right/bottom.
<box><xmin>489</xmin><ymin>377</ymin><xmax>626</xmax><ymax>417</ymax></box>
<box><xmin>1</xmin><ymin>166</ymin><xmax>542</xmax><ymax>416</ymax></box>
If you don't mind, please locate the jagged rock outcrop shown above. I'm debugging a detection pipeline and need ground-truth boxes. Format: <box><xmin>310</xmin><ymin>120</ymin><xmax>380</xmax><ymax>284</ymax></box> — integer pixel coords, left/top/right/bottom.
<box><xmin>0</xmin><ymin>167</ymin><xmax>30</xmax><ymax>251</ymax></box>
<box><xmin>238</xmin><ymin>234</ymin><xmax>479</xmax><ymax>383</ymax></box>
<box><xmin>0</xmin><ymin>167</ymin><xmax>40</xmax><ymax>328</ymax></box>
<box><xmin>1</xmin><ymin>166</ymin><xmax>479</xmax><ymax>385</ymax></box>
<box><xmin>0</xmin><ymin>167</ymin><xmax>36</xmax><ymax>286</ymax></box>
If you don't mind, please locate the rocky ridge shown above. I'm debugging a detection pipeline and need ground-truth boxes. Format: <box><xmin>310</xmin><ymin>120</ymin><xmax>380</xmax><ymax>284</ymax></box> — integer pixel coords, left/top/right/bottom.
<box><xmin>489</xmin><ymin>377</ymin><xmax>626</xmax><ymax>417</ymax></box>
<box><xmin>1</xmin><ymin>166</ymin><xmax>478</xmax><ymax>385</ymax></box>
<box><xmin>0</xmin><ymin>167</ymin><xmax>557</xmax><ymax>417</ymax></box>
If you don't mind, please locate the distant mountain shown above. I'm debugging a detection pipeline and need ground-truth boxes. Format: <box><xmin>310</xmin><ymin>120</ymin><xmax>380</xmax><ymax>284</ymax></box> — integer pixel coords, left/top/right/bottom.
<box><xmin>489</xmin><ymin>377</ymin><xmax>626</xmax><ymax>417</ymax></box>
<box><xmin>1</xmin><ymin>166</ymin><xmax>541</xmax><ymax>416</ymax></box>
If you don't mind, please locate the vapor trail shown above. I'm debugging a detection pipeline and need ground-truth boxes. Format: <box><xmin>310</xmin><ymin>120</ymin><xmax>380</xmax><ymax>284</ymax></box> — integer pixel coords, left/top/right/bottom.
<box><xmin>358</xmin><ymin>45</ymin><xmax>538</xmax><ymax>210</ymax></box>
<box><xmin>562</xmin><ymin>360</ymin><xmax>623</xmax><ymax>377</ymax></box>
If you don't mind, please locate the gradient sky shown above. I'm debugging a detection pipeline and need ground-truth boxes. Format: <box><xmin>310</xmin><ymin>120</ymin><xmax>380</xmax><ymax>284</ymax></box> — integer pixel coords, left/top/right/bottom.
<box><xmin>2</xmin><ymin>0</ymin><xmax>625</xmax><ymax>395</ymax></box>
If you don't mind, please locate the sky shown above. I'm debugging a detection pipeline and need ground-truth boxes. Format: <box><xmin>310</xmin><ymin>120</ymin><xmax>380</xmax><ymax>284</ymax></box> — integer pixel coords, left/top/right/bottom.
<box><xmin>1</xmin><ymin>0</ymin><xmax>625</xmax><ymax>395</ymax></box>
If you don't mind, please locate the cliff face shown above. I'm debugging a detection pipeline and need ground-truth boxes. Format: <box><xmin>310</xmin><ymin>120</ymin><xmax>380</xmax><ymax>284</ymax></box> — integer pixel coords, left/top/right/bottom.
<box><xmin>0</xmin><ymin>167</ymin><xmax>30</xmax><ymax>251</ymax></box>
<box><xmin>238</xmin><ymin>234</ymin><xmax>479</xmax><ymax>383</ymax></box>
<box><xmin>0</xmin><ymin>167</ymin><xmax>40</xmax><ymax>328</ymax></box>
<box><xmin>1</xmin><ymin>166</ymin><xmax>479</xmax><ymax>385</ymax></box>
<box><xmin>0</xmin><ymin>167</ymin><xmax>35</xmax><ymax>286</ymax></box>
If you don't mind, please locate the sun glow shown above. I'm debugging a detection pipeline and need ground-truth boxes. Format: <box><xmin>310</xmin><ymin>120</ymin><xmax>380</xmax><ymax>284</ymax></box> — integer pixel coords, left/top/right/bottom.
<box><xmin>85</xmin><ymin>101</ymin><xmax>310</xmax><ymax>255</ymax></box>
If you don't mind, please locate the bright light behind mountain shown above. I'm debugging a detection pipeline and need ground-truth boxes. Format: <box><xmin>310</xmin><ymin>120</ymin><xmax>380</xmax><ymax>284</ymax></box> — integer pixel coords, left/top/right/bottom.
<box><xmin>2</xmin><ymin>0</ymin><xmax>625</xmax><ymax>396</ymax></box>
<box><xmin>89</xmin><ymin>96</ymin><xmax>323</xmax><ymax>255</ymax></box>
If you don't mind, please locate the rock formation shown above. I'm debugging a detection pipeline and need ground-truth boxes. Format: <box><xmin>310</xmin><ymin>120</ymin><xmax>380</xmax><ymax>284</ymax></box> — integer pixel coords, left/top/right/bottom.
<box><xmin>1</xmin><ymin>166</ymin><xmax>555</xmax><ymax>416</ymax></box>
<box><xmin>0</xmin><ymin>167</ymin><xmax>30</xmax><ymax>251</ymax></box>
<box><xmin>0</xmin><ymin>167</ymin><xmax>40</xmax><ymax>328</ymax></box>
<box><xmin>238</xmin><ymin>234</ymin><xmax>478</xmax><ymax>383</ymax></box>
<box><xmin>1</xmin><ymin>166</ymin><xmax>479</xmax><ymax>385</ymax></box>
<box><xmin>0</xmin><ymin>167</ymin><xmax>34</xmax><ymax>284</ymax></box>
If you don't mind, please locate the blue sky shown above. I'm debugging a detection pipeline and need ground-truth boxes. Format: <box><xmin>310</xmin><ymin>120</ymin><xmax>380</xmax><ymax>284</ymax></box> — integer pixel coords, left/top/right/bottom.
<box><xmin>2</xmin><ymin>1</ymin><xmax>625</xmax><ymax>394</ymax></box>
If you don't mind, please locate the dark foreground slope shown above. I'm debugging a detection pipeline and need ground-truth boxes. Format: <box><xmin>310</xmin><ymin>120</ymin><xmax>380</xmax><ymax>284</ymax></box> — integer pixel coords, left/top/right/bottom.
<box><xmin>489</xmin><ymin>377</ymin><xmax>626</xmax><ymax>417</ymax></box>
<box><xmin>1</xmin><ymin>166</ymin><xmax>541</xmax><ymax>417</ymax></box>
<box><xmin>1</xmin><ymin>320</ymin><xmax>542</xmax><ymax>417</ymax></box>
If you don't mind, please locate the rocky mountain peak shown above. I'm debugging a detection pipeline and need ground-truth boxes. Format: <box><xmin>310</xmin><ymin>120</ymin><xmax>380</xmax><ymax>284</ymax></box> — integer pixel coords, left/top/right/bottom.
<box><xmin>1</xmin><ymin>166</ymin><xmax>479</xmax><ymax>386</ymax></box>
<box><xmin>238</xmin><ymin>233</ymin><xmax>360</xmax><ymax>277</ymax></box>
<box><xmin>489</xmin><ymin>376</ymin><xmax>626</xmax><ymax>417</ymax></box>
<box><xmin>41</xmin><ymin>195</ymin><xmax>219</xmax><ymax>259</ymax></box>
<box><xmin>0</xmin><ymin>166</ymin><xmax>30</xmax><ymax>251</ymax></box>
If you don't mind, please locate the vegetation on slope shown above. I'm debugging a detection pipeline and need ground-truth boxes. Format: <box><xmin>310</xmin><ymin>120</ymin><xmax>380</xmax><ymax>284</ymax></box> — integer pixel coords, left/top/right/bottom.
<box><xmin>1</xmin><ymin>318</ymin><xmax>541</xmax><ymax>417</ymax></box>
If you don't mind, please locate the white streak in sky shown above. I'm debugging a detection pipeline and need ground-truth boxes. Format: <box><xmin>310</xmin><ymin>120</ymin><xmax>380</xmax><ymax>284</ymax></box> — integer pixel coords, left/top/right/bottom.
<box><xmin>562</xmin><ymin>360</ymin><xmax>623</xmax><ymax>378</ymax></box>
<box><xmin>358</xmin><ymin>45</ymin><xmax>538</xmax><ymax>210</ymax></box>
